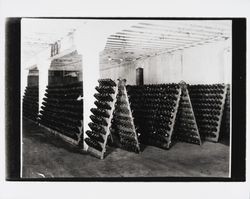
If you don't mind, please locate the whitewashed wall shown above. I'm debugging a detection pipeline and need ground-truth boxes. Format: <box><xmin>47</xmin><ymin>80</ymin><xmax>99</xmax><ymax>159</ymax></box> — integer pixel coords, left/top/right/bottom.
<box><xmin>100</xmin><ymin>39</ymin><xmax>231</xmax><ymax>85</ymax></box>
<box><xmin>143</xmin><ymin>51</ymin><xmax>183</xmax><ymax>84</ymax></box>
<box><xmin>100</xmin><ymin>62</ymin><xmax>137</xmax><ymax>85</ymax></box>
<box><xmin>182</xmin><ymin>39</ymin><xmax>231</xmax><ymax>84</ymax></box>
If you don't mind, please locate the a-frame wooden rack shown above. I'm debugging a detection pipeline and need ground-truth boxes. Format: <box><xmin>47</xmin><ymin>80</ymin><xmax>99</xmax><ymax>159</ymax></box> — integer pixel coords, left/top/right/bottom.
<box><xmin>85</xmin><ymin>80</ymin><xmax>228</xmax><ymax>158</ymax></box>
<box><xmin>85</xmin><ymin>78</ymin><xmax>118</xmax><ymax>159</ymax></box>
<box><xmin>85</xmin><ymin>79</ymin><xmax>140</xmax><ymax>159</ymax></box>
<box><xmin>110</xmin><ymin>79</ymin><xmax>140</xmax><ymax>153</ymax></box>
<box><xmin>172</xmin><ymin>82</ymin><xmax>202</xmax><ymax>146</ymax></box>
<box><xmin>127</xmin><ymin>81</ymin><xmax>202</xmax><ymax>150</ymax></box>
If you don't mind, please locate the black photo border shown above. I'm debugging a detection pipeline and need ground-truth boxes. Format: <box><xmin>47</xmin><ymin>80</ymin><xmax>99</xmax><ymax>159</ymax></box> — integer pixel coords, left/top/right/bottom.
<box><xmin>5</xmin><ymin>17</ymin><xmax>246</xmax><ymax>181</ymax></box>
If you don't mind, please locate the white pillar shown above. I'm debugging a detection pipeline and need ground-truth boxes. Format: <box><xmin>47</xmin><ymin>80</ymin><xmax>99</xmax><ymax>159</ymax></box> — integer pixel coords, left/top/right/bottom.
<box><xmin>75</xmin><ymin>24</ymin><xmax>105</xmax><ymax>150</ymax></box>
<box><xmin>37</xmin><ymin>59</ymin><xmax>51</xmax><ymax>112</ymax></box>
<box><xmin>82</xmin><ymin>51</ymin><xmax>100</xmax><ymax>150</ymax></box>
<box><xmin>74</xmin><ymin>20</ymin><xmax>140</xmax><ymax>150</ymax></box>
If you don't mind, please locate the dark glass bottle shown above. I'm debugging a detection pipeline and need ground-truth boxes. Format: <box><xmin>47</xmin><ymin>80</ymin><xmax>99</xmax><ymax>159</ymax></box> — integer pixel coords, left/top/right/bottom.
<box><xmin>85</xmin><ymin>137</ymin><xmax>103</xmax><ymax>151</ymax></box>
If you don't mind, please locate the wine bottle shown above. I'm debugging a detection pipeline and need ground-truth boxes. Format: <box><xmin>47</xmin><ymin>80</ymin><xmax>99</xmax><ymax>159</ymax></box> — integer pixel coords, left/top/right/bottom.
<box><xmin>95</xmin><ymin>85</ymin><xmax>115</xmax><ymax>94</ymax></box>
<box><xmin>86</xmin><ymin>130</ymin><xmax>104</xmax><ymax>143</ymax></box>
<box><xmin>90</xmin><ymin>114</ymin><xmax>108</xmax><ymax>126</ymax></box>
<box><xmin>88</xmin><ymin>122</ymin><xmax>106</xmax><ymax>134</ymax></box>
<box><xmin>94</xmin><ymin>100</ymin><xmax>111</xmax><ymax>110</ymax></box>
<box><xmin>85</xmin><ymin>137</ymin><xmax>103</xmax><ymax>151</ymax></box>
<box><xmin>98</xmin><ymin>79</ymin><xmax>116</xmax><ymax>87</ymax></box>
<box><xmin>94</xmin><ymin>93</ymin><xmax>114</xmax><ymax>102</ymax></box>
<box><xmin>90</xmin><ymin>108</ymin><xmax>110</xmax><ymax>118</ymax></box>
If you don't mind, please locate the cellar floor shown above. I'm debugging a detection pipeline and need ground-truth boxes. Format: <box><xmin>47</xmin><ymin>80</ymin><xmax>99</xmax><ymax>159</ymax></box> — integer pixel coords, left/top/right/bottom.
<box><xmin>22</xmin><ymin>118</ymin><xmax>230</xmax><ymax>178</ymax></box>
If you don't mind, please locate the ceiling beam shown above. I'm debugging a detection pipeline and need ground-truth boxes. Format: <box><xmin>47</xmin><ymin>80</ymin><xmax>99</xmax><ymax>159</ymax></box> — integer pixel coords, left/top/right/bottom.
<box><xmin>138</xmin><ymin>22</ymin><xmax>230</xmax><ymax>36</ymax></box>
<box><xmin>108</xmin><ymin>34</ymin><xmax>195</xmax><ymax>45</ymax></box>
<box><xmin>105</xmin><ymin>41</ymin><xmax>178</xmax><ymax>48</ymax></box>
<box><xmin>127</xmin><ymin>26</ymin><xmax>215</xmax><ymax>40</ymax></box>
<box><xmin>106</xmin><ymin>37</ymin><xmax>191</xmax><ymax>47</ymax></box>
<box><xmin>111</xmin><ymin>32</ymin><xmax>201</xmax><ymax>43</ymax></box>
<box><xmin>131</xmin><ymin>24</ymin><xmax>225</xmax><ymax>39</ymax></box>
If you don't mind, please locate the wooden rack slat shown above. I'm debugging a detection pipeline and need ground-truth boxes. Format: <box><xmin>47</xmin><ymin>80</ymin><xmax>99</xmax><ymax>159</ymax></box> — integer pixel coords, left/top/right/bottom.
<box><xmin>172</xmin><ymin>82</ymin><xmax>202</xmax><ymax>145</ymax></box>
<box><xmin>111</xmin><ymin>79</ymin><xmax>140</xmax><ymax>153</ymax></box>
<box><xmin>85</xmin><ymin>79</ymin><xmax>118</xmax><ymax>159</ymax></box>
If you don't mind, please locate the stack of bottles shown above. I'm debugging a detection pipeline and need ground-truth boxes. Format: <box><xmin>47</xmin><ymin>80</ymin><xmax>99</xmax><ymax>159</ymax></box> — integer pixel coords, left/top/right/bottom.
<box><xmin>85</xmin><ymin>78</ymin><xmax>117</xmax><ymax>159</ymax></box>
<box><xmin>220</xmin><ymin>85</ymin><xmax>230</xmax><ymax>140</ymax></box>
<box><xmin>85</xmin><ymin>80</ymin><xmax>230</xmax><ymax>158</ymax></box>
<box><xmin>38</xmin><ymin>82</ymin><xmax>83</xmax><ymax>144</ymax></box>
<box><xmin>188</xmin><ymin>84</ymin><xmax>228</xmax><ymax>142</ymax></box>
<box><xmin>172</xmin><ymin>83</ymin><xmax>202</xmax><ymax>145</ymax></box>
<box><xmin>111</xmin><ymin>79</ymin><xmax>140</xmax><ymax>153</ymax></box>
<box><xmin>127</xmin><ymin>83</ymin><xmax>182</xmax><ymax>149</ymax></box>
<box><xmin>22</xmin><ymin>85</ymin><xmax>39</xmax><ymax>121</ymax></box>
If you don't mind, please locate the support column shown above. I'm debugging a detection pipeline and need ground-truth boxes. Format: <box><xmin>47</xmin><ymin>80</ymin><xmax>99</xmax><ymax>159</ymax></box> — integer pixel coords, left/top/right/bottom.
<box><xmin>75</xmin><ymin>26</ymin><xmax>104</xmax><ymax>150</ymax></box>
<box><xmin>74</xmin><ymin>20</ymin><xmax>140</xmax><ymax>150</ymax></box>
<box><xmin>37</xmin><ymin>59</ymin><xmax>51</xmax><ymax>112</ymax></box>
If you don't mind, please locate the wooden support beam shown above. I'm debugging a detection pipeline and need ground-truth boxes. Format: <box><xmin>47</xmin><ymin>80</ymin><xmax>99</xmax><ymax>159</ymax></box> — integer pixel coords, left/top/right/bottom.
<box><xmin>130</xmin><ymin>25</ymin><xmax>223</xmax><ymax>39</ymax></box>
<box><xmin>138</xmin><ymin>22</ymin><xmax>230</xmax><ymax>37</ymax></box>
<box><xmin>107</xmin><ymin>36</ymin><xmax>191</xmax><ymax>46</ymax></box>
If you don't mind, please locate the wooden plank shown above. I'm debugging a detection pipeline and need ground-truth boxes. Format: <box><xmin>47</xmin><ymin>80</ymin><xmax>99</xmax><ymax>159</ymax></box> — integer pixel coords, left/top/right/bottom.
<box><xmin>107</xmin><ymin>37</ymin><xmax>182</xmax><ymax>46</ymax></box>
<box><xmin>87</xmin><ymin>146</ymin><xmax>103</xmax><ymax>159</ymax></box>
<box><xmin>172</xmin><ymin>83</ymin><xmax>202</xmax><ymax>145</ymax></box>
<box><xmin>138</xmin><ymin>22</ymin><xmax>229</xmax><ymax>37</ymax></box>
<box><xmin>112</xmin><ymin>31</ymin><xmax>200</xmax><ymax>42</ymax></box>
<box><xmin>115</xmin><ymin>79</ymin><xmax>140</xmax><ymax>152</ymax></box>
<box><xmin>166</xmin><ymin>87</ymin><xmax>182</xmax><ymax>148</ymax></box>
<box><xmin>85</xmin><ymin>81</ymin><xmax>118</xmax><ymax>159</ymax></box>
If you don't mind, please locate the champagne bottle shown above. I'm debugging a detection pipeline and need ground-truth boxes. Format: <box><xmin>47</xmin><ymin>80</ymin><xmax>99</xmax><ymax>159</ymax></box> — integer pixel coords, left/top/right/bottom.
<box><xmin>98</xmin><ymin>78</ymin><xmax>116</xmax><ymax>87</ymax></box>
<box><xmin>90</xmin><ymin>114</ymin><xmax>108</xmax><ymax>126</ymax></box>
<box><xmin>86</xmin><ymin>130</ymin><xmax>104</xmax><ymax>143</ymax></box>
<box><xmin>85</xmin><ymin>137</ymin><xmax>103</xmax><ymax>151</ymax></box>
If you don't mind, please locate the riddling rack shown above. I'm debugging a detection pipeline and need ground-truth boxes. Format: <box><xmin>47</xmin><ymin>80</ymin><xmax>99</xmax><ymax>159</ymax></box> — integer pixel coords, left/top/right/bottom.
<box><xmin>38</xmin><ymin>82</ymin><xmax>83</xmax><ymax>146</ymax></box>
<box><xmin>127</xmin><ymin>83</ymin><xmax>180</xmax><ymax>149</ymax></box>
<box><xmin>220</xmin><ymin>84</ymin><xmax>230</xmax><ymax>140</ymax></box>
<box><xmin>85</xmin><ymin>78</ymin><xmax>118</xmax><ymax>159</ymax></box>
<box><xmin>188</xmin><ymin>84</ymin><xmax>228</xmax><ymax>142</ymax></box>
<box><xmin>22</xmin><ymin>85</ymin><xmax>39</xmax><ymax>122</ymax></box>
<box><xmin>127</xmin><ymin>82</ymin><xmax>201</xmax><ymax>149</ymax></box>
<box><xmin>110</xmin><ymin>79</ymin><xmax>140</xmax><ymax>153</ymax></box>
<box><xmin>172</xmin><ymin>82</ymin><xmax>202</xmax><ymax>145</ymax></box>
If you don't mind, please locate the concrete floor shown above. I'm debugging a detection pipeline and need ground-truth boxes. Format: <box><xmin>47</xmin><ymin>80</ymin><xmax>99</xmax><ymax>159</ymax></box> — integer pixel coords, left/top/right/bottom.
<box><xmin>22</xmin><ymin>118</ymin><xmax>230</xmax><ymax>178</ymax></box>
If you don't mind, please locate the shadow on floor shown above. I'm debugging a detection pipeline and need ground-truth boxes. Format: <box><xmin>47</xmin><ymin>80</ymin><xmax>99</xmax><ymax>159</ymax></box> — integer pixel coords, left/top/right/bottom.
<box><xmin>22</xmin><ymin>118</ymin><xmax>230</xmax><ymax>179</ymax></box>
<box><xmin>23</xmin><ymin>119</ymin><xmax>86</xmax><ymax>155</ymax></box>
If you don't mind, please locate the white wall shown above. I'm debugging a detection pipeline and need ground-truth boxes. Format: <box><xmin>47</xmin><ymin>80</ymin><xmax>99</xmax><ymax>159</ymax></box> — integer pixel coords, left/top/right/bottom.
<box><xmin>100</xmin><ymin>38</ymin><xmax>232</xmax><ymax>85</ymax></box>
<box><xmin>182</xmin><ymin>39</ymin><xmax>231</xmax><ymax>84</ymax></box>
<box><xmin>100</xmin><ymin>61</ymin><xmax>137</xmax><ymax>84</ymax></box>
<box><xmin>143</xmin><ymin>51</ymin><xmax>183</xmax><ymax>84</ymax></box>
